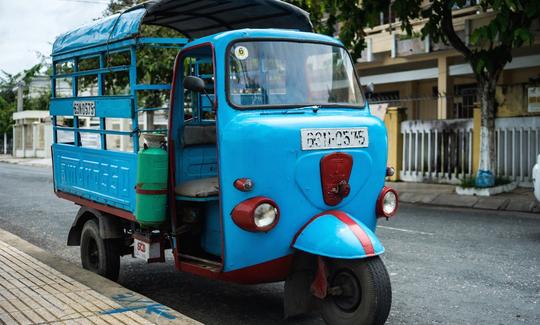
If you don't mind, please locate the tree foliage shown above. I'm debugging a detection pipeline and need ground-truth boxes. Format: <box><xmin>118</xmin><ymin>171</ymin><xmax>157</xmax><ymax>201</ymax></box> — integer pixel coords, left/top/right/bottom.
<box><xmin>104</xmin><ymin>0</ymin><xmax>183</xmax><ymax>108</ymax></box>
<box><xmin>287</xmin><ymin>0</ymin><xmax>388</xmax><ymax>60</ymax></box>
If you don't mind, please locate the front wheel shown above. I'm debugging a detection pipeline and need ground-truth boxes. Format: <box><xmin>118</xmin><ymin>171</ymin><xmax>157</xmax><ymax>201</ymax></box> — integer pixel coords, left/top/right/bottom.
<box><xmin>80</xmin><ymin>219</ymin><xmax>120</xmax><ymax>281</ymax></box>
<box><xmin>322</xmin><ymin>257</ymin><xmax>391</xmax><ymax>325</ymax></box>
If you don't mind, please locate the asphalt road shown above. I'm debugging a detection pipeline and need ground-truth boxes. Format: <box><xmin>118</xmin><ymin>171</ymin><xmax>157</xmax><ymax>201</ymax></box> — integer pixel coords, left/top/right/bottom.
<box><xmin>0</xmin><ymin>162</ymin><xmax>539</xmax><ymax>325</ymax></box>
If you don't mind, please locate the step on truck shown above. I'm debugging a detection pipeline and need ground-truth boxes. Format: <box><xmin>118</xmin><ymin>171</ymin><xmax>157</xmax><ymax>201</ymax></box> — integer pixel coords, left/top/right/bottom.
<box><xmin>50</xmin><ymin>1</ymin><xmax>399</xmax><ymax>324</ymax></box>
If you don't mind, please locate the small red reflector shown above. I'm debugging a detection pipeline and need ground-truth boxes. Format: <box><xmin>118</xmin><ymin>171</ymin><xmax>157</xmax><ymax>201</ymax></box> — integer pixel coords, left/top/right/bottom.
<box><xmin>234</xmin><ymin>178</ymin><xmax>253</xmax><ymax>192</ymax></box>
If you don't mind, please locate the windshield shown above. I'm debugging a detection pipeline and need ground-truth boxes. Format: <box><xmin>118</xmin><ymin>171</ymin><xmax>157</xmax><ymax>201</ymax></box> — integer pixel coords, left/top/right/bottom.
<box><xmin>228</xmin><ymin>41</ymin><xmax>364</xmax><ymax>108</ymax></box>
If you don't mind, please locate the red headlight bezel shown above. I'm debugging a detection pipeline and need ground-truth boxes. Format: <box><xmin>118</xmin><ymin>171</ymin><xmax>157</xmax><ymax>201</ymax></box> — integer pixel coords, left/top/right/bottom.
<box><xmin>376</xmin><ymin>186</ymin><xmax>399</xmax><ymax>218</ymax></box>
<box><xmin>231</xmin><ymin>196</ymin><xmax>280</xmax><ymax>232</ymax></box>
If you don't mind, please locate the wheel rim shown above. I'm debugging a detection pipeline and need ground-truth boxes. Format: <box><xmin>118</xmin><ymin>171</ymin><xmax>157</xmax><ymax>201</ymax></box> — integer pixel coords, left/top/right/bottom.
<box><xmin>331</xmin><ymin>269</ymin><xmax>362</xmax><ymax>312</ymax></box>
<box><xmin>86</xmin><ymin>237</ymin><xmax>99</xmax><ymax>270</ymax></box>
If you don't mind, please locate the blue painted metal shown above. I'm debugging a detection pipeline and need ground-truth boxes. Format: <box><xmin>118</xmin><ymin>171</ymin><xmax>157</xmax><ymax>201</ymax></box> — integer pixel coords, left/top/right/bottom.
<box><xmin>134</xmin><ymin>84</ymin><xmax>171</xmax><ymax>91</ymax></box>
<box><xmin>54</xmin><ymin>65</ymin><xmax>130</xmax><ymax>78</ymax></box>
<box><xmin>292</xmin><ymin>213</ymin><xmax>384</xmax><ymax>259</ymax></box>
<box><xmin>53</xmin><ymin>144</ymin><xmax>137</xmax><ymax>212</ymax></box>
<box><xmin>50</xmin><ymin>97</ymin><xmax>134</xmax><ymax>118</ymax></box>
<box><xmin>50</xmin><ymin>16</ymin><xmax>185</xmax><ymax>214</ymax></box>
<box><xmin>129</xmin><ymin>46</ymin><xmax>139</xmax><ymax>153</ymax></box>
<box><xmin>167</xmin><ymin>29</ymin><xmax>388</xmax><ymax>272</ymax></box>
<box><xmin>200</xmin><ymin>201</ymin><xmax>221</xmax><ymax>256</ymax></box>
<box><xmin>179</xmin><ymin>146</ymin><xmax>218</xmax><ymax>182</ymax></box>
<box><xmin>54</xmin><ymin>127</ymin><xmax>132</xmax><ymax>136</ymax></box>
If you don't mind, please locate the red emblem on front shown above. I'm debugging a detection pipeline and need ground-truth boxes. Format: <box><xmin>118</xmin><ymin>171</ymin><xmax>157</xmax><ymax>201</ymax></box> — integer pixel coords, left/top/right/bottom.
<box><xmin>320</xmin><ymin>152</ymin><xmax>353</xmax><ymax>206</ymax></box>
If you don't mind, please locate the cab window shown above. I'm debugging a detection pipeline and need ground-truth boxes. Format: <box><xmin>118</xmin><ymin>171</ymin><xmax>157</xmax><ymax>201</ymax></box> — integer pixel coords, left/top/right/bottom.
<box><xmin>182</xmin><ymin>50</ymin><xmax>215</xmax><ymax>123</ymax></box>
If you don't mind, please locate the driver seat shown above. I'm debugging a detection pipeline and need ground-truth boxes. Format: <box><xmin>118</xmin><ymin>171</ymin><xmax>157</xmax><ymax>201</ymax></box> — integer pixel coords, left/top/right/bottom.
<box><xmin>175</xmin><ymin>177</ymin><xmax>219</xmax><ymax>198</ymax></box>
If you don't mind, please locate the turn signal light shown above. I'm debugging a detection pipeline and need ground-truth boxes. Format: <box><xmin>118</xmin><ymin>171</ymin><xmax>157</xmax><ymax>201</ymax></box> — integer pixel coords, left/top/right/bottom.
<box><xmin>231</xmin><ymin>196</ymin><xmax>279</xmax><ymax>232</ymax></box>
<box><xmin>376</xmin><ymin>186</ymin><xmax>398</xmax><ymax>218</ymax></box>
<box><xmin>234</xmin><ymin>178</ymin><xmax>254</xmax><ymax>192</ymax></box>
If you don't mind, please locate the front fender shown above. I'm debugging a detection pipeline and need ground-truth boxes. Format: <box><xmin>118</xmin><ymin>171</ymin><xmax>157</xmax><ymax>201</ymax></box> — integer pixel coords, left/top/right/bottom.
<box><xmin>292</xmin><ymin>210</ymin><xmax>384</xmax><ymax>259</ymax></box>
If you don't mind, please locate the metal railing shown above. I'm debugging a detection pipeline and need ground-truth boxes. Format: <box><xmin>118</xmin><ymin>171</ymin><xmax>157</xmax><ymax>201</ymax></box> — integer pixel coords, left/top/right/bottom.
<box><xmin>495</xmin><ymin>116</ymin><xmax>540</xmax><ymax>187</ymax></box>
<box><xmin>401</xmin><ymin>118</ymin><xmax>474</xmax><ymax>184</ymax></box>
<box><xmin>400</xmin><ymin>116</ymin><xmax>540</xmax><ymax>187</ymax></box>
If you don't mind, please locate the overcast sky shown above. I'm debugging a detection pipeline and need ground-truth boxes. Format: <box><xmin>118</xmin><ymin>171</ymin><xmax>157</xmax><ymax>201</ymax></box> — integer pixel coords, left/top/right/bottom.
<box><xmin>0</xmin><ymin>0</ymin><xmax>109</xmax><ymax>75</ymax></box>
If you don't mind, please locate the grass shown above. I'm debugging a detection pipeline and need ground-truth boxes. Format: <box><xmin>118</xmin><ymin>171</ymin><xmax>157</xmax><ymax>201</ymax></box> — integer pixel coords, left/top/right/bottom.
<box><xmin>459</xmin><ymin>176</ymin><xmax>512</xmax><ymax>188</ymax></box>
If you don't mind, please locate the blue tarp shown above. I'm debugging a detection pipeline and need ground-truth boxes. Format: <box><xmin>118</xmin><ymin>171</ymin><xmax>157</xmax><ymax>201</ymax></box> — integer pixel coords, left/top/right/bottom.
<box><xmin>52</xmin><ymin>8</ymin><xmax>146</xmax><ymax>55</ymax></box>
<box><xmin>52</xmin><ymin>0</ymin><xmax>313</xmax><ymax>56</ymax></box>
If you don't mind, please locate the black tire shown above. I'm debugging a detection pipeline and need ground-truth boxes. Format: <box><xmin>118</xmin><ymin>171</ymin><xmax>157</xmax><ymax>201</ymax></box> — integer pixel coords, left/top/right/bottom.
<box><xmin>80</xmin><ymin>219</ymin><xmax>120</xmax><ymax>281</ymax></box>
<box><xmin>321</xmin><ymin>257</ymin><xmax>391</xmax><ymax>325</ymax></box>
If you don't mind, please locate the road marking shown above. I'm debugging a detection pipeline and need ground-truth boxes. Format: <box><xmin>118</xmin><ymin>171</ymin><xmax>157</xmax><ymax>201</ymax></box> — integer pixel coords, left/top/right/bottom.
<box><xmin>377</xmin><ymin>225</ymin><xmax>435</xmax><ymax>236</ymax></box>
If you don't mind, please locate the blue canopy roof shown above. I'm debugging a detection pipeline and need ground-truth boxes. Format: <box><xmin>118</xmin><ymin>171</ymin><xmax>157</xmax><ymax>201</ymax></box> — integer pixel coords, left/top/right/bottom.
<box><xmin>52</xmin><ymin>8</ymin><xmax>146</xmax><ymax>55</ymax></box>
<box><xmin>52</xmin><ymin>0</ymin><xmax>313</xmax><ymax>56</ymax></box>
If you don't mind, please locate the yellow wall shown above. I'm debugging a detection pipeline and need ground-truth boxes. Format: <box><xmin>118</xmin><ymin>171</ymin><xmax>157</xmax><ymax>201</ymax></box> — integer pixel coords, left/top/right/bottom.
<box><xmin>496</xmin><ymin>67</ymin><xmax>540</xmax><ymax>117</ymax></box>
<box><xmin>368</xmin><ymin>65</ymin><xmax>540</xmax><ymax>121</ymax></box>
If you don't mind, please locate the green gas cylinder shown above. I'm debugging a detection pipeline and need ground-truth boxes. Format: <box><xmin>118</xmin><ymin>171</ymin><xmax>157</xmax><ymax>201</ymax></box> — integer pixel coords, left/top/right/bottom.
<box><xmin>135</xmin><ymin>134</ymin><xmax>168</xmax><ymax>227</ymax></box>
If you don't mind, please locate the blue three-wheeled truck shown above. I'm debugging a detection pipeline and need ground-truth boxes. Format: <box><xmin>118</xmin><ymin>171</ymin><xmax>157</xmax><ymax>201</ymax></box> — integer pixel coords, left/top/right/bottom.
<box><xmin>50</xmin><ymin>1</ymin><xmax>399</xmax><ymax>324</ymax></box>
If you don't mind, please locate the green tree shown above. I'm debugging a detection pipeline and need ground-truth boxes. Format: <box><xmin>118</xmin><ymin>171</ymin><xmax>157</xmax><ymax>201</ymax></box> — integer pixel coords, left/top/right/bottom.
<box><xmin>288</xmin><ymin>0</ymin><xmax>540</xmax><ymax>185</ymax></box>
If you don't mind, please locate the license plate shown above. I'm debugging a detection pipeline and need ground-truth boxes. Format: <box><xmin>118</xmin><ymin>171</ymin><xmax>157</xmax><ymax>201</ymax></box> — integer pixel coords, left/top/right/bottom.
<box><xmin>301</xmin><ymin>128</ymin><xmax>369</xmax><ymax>150</ymax></box>
<box><xmin>133</xmin><ymin>238</ymin><xmax>150</xmax><ymax>260</ymax></box>
<box><xmin>73</xmin><ymin>101</ymin><xmax>96</xmax><ymax>117</ymax></box>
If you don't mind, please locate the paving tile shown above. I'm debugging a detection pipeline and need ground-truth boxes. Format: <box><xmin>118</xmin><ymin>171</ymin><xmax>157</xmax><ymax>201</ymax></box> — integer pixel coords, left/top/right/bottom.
<box><xmin>473</xmin><ymin>197</ymin><xmax>510</xmax><ymax>210</ymax></box>
<box><xmin>431</xmin><ymin>193</ymin><xmax>479</xmax><ymax>208</ymax></box>
<box><xmin>0</xmin><ymin>240</ymin><xmax>151</xmax><ymax>325</ymax></box>
<box><xmin>505</xmin><ymin>199</ymin><xmax>535</xmax><ymax>213</ymax></box>
<box><xmin>0</xmin><ymin>312</ymin><xmax>17</xmax><ymax>324</ymax></box>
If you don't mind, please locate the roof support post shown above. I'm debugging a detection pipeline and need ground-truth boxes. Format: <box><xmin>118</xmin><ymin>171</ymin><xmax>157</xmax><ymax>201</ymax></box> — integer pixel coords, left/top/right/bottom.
<box><xmin>129</xmin><ymin>46</ymin><xmax>139</xmax><ymax>153</ymax></box>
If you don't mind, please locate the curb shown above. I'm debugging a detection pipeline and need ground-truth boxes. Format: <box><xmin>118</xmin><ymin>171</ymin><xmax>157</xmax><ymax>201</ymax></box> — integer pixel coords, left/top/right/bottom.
<box><xmin>398</xmin><ymin>192</ymin><xmax>540</xmax><ymax>215</ymax></box>
<box><xmin>0</xmin><ymin>227</ymin><xmax>200</xmax><ymax>325</ymax></box>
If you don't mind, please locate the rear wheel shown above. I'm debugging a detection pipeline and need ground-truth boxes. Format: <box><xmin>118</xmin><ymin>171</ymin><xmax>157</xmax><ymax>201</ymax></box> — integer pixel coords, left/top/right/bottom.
<box><xmin>321</xmin><ymin>257</ymin><xmax>391</xmax><ymax>325</ymax></box>
<box><xmin>80</xmin><ymin>219</ymin><xmax>120</xmax><ymax>281</ymax></box>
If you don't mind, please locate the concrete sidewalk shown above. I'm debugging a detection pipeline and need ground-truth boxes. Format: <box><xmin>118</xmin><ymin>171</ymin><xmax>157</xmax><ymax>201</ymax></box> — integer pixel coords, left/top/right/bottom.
<box><xmin>388</xmin><ymin>181</ymin><xmax>540</xmax><ymax>214</ymax></box>
<box><xmin>0</xmin><ymin>228</ymin><xmax>200</xmax><ymax>325</ymax></box>
<box><xmin>0</xmin><ymin>155</ymin><xmax>51</xmax><ymax>168</ymax></box>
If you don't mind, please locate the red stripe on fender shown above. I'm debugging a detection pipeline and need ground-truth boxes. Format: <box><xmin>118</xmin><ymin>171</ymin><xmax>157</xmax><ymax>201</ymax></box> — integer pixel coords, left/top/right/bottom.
<box><xmin>327</xmin><ymin>210</ymin><xmax>375</xmax><ymax>256</ymax></box>
<box><xmin>291</xmin><ymin>211</ymin><xmax>328</xmax><ymax>247</ymax></box>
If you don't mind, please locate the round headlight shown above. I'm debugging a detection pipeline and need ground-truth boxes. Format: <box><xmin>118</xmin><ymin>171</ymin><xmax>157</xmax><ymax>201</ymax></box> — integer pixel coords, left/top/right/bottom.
<box><xmin>254</xmin><ymin>203</ymin><xmax>278</xmax><ymax>228</ymax></box>
<box><xmin>382</xmin><ymin>191</ymin><xmax>397</xmax><ymax>216</ymax></box>
<box><xmin>231</xmin><ymin>197</ymin><xmax>280</xmax><ymax>232</ymax></box>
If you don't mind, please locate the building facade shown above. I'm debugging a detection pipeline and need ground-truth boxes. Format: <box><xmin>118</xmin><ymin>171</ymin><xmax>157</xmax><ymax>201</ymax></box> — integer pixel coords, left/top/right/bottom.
<box><xmin>358</xmin><ymin>3</ymin><xmax>540</xmax><ymax>186</ymax></box>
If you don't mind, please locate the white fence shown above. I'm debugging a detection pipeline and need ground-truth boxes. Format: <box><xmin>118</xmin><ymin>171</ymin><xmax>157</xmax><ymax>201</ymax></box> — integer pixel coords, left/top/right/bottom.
<box><xmin>494</xmin><ymin>116</ymin><xmax>540</xmax><ymax>186</ymax></box>
<box><xmin>401</xmin><ymin>119</ymin><xmax>474</xmax><ymax>184</ymax></box>
<box><xmin>400</xmin><ymin>116</ymin><xmax>540</xmax><ymax>187</ymax></box>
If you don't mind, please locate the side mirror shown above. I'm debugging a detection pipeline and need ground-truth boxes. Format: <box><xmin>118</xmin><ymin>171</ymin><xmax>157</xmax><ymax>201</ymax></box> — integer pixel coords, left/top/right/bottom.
<box><xmin>365</xmin><ymin>82</ymin><xmax>375</xmax><ymax>99</ymax></box>
<box><xmin>184</xmin><ymin>76</ymin><xmax>205</xmax><ymax>92</ymax></box>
